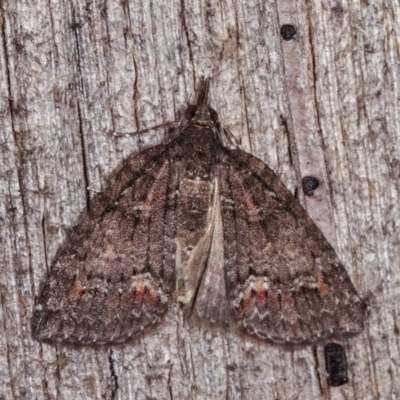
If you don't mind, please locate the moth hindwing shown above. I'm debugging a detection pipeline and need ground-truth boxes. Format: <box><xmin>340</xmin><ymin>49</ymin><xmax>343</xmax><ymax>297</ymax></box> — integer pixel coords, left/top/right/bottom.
<box><xmin>32</xmin><ymin>79</ymin><xmax>364</xmax><ymax>345</ymax></box>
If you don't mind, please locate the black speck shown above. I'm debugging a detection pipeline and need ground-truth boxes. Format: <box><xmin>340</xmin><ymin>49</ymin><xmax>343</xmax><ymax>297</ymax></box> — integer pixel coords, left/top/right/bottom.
<box><xmin>281</xmin><ymin>25</ymin><xmax>296</xmax><ymax>41</ymax></box>
<box><xmin>302</xmin><ymin>176</ymin><xmax>320</xmax><ymax>196</ymax></box>
<box><xmin>325</xmin><ymin>343</ymin><xmax>348</xmax><ymax>386</ymax></box>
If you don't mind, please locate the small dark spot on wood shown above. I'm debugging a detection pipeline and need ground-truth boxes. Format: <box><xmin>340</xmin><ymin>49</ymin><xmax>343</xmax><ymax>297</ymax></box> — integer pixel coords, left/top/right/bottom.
<box><xmin>325</xmin><ymin>343</ymin><xmax>348</xmax><ymax>386</ymax></box>
<box><xmin>280</xmin><ymin>25</ymin><xmax>296</xmax><ymax>40</ymax></box>
<box><xmin>302</xmin><ymin>176</ymin><xmax>320</xmax><ymax>196</ymax></box>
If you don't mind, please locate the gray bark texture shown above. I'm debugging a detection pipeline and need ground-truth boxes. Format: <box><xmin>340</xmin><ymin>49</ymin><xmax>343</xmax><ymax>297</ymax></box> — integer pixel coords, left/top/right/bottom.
<box><xmin>0</xmin><ymin>0</ymin><xmax>398</xmax><ymax>399</ymax></box>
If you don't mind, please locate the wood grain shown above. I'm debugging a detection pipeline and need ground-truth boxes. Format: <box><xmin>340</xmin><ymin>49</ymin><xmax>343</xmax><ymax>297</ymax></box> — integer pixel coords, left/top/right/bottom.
<box><xmin>0</xmin><ymin>0</ymin><xmax>398</xmax><ymax>398</ymax></box>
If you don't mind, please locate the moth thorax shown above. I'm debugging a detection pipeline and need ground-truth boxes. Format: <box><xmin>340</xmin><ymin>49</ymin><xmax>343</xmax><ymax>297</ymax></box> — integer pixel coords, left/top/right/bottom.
<box><xmin>184</xmin><ymin>161</ymin><xmax>211</xmax><ymax>180</ymax></box>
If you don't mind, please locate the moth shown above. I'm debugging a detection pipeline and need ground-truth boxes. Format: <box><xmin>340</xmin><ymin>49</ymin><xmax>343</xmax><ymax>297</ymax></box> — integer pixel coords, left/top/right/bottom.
<box><xmin>32</xmin><ymin>79</ymin><xmax>364</xmax><ymax>345</ymax></box>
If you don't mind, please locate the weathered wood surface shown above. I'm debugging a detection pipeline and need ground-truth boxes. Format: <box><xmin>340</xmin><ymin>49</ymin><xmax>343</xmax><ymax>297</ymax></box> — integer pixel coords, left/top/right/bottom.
<box><xmin>0</xmin><ymin>0</ymin><xmax>398</xmax><ymax>399</ymax></box>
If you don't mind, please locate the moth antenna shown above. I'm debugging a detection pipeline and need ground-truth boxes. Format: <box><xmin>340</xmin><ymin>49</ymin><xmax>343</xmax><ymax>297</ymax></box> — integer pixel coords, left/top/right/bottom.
<box><xmin>219</xmin><ymin>126</ymin><xmax>244</xmax><ymax>150</ymax></box>
<box><xmin>104</xmin><ymin>121</ymin><xmax>180</xmax><ymax>138</ymax></box>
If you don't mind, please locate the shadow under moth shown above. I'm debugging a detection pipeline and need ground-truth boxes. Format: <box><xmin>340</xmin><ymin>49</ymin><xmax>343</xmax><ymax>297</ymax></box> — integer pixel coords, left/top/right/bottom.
<box><xmin>32</xmin><ymin>79</ymin><xmax>364</xmax><ymax>345</ymax></box>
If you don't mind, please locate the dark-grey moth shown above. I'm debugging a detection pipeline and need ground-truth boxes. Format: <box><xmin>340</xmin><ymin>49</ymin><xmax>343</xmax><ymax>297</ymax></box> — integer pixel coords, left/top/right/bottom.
<box><xmin>32</xmin><ymin>79</ymin><xmax>364</xmax><ymax>345</ymax></box>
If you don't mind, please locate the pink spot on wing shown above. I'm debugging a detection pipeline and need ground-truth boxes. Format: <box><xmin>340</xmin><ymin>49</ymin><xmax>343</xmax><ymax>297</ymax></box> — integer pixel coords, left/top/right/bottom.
<box><xmin>255</xmin><ymin>280</ymin><xmax>266</xmax><ymax>304</ymax></box>
<box><xmin>317</xmin><ymin>278</ymin><xmax>328</xmax><ymax>294</ymax></box>
<box><xmin>70</xmin><ymin>281</ymin><xmax>84</xmax><ymax>298</ymax></box>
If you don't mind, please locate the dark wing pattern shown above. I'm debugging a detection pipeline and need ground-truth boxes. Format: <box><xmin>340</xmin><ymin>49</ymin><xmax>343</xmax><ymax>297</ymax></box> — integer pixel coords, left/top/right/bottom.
<box><xmin>219</xmin><ymin>148</ymin><xmax>364</xmax><ymax>344</ymax></box>
<box><xmin>32</xmin><ymin>144</ymin><xmax>178</xmax><ymax>344</ymax></box>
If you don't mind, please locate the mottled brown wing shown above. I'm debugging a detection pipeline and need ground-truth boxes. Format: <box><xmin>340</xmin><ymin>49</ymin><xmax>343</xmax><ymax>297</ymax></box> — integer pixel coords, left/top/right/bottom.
<box><xmin>219</xmin><ymin>148</ymin><xmax>364</xmax><ymax>344</ymax></box>
<box><xmin>32</xmin><ymin>144</ymin><xmax>178</xmax><ymax>344</ymax></box>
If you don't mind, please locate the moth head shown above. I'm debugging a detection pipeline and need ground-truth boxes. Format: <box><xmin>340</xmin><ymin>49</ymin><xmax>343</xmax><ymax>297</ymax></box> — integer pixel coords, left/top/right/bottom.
<box><xmin>184</xmin><ymin>78</ymin><xmax>219</xmax><ymax>127</ymax></box>
<box><xmin>184</xmin><ymin>104</ymin><xmax>218</xmax><ymax>125</ymax></box>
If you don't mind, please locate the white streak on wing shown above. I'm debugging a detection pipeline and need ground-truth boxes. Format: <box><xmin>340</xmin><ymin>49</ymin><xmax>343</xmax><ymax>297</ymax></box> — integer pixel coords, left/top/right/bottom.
<box><xmin>194</xmin><ymin>179</ymin><xmax>229</xmax><ymax>323</ymax></box>
<box><xmin>176</xmin><ymin>177</ymin><xmax>219</xmax><ymax>307</ymax></box>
